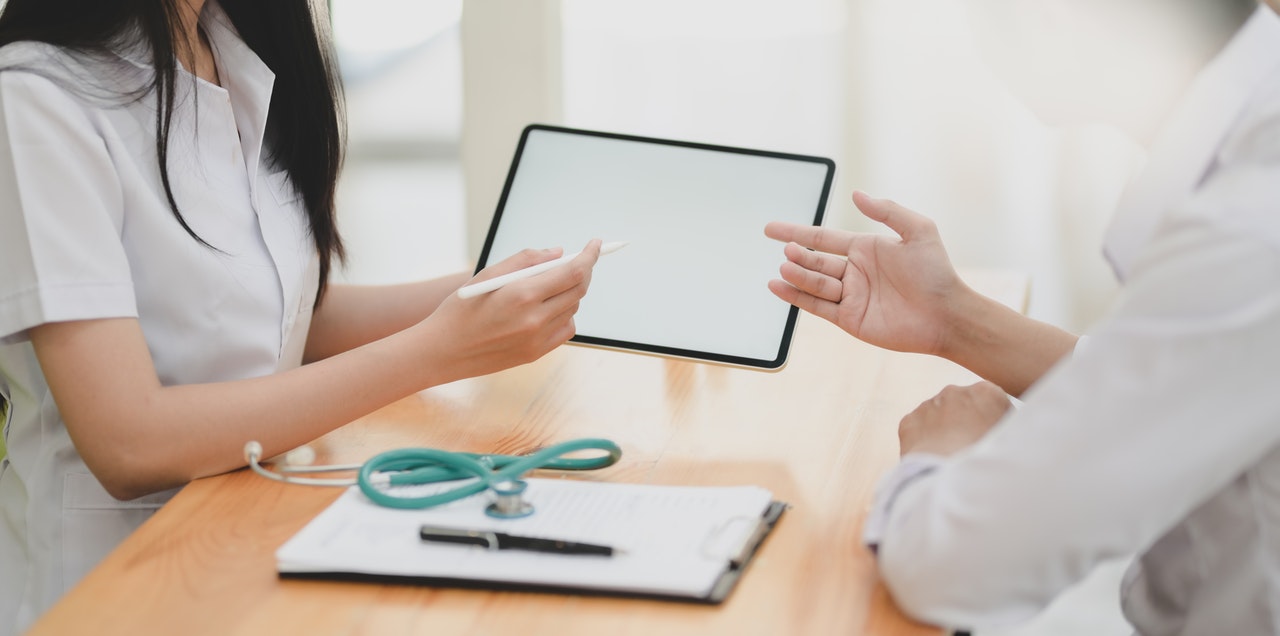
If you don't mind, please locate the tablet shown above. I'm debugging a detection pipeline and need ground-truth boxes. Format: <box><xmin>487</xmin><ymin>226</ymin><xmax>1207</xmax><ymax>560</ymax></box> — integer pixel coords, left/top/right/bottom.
<box><xmin>474</xmin><ymin>125</ymin><xmax>835</xmax><ymax>370</ymax></box>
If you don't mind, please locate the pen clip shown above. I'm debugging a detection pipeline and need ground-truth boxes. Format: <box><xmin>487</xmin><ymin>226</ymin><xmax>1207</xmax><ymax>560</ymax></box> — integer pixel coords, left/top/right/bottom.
<box><xmin>419</xmin><ymin>525</ymin><xmax>500</xmax><ymax>550</ymax></box>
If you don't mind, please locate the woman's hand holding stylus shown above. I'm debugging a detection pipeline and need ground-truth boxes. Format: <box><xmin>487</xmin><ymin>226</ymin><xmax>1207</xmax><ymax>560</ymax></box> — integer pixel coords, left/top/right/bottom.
<box><xmin>417</xmin><ymin>239</ymin><xmax>603</xmax><ymax>382</ymax></box>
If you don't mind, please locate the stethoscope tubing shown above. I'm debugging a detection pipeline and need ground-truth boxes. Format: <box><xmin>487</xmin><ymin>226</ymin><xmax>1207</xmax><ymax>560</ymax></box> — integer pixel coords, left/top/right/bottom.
<box><xmin>358</xmin><ymin>439</ymin><xmax>622</xmax><ymax>509</ymax></box>
<box><xmin>246</xmin><ymin>438</ymin><xmax>622</xmax><ymax>511</ymax></box>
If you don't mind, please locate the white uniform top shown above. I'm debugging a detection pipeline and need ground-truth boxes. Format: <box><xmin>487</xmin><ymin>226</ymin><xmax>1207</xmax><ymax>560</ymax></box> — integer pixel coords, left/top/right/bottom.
<box><xmin>0</xmin><ymin>4</ymin><xmax>319</xmax><ymax>634</ymax></box>
<box><xmin>864</xmin><ymin>6</ymin><xmax>1280</xmax><ymax>635</ymax></box>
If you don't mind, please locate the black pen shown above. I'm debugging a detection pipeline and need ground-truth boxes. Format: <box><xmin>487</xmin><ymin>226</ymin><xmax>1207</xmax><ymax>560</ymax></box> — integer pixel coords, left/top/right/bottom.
<box><xmin>419</xmin><ymin>525</ymin><xmax>616</xmax><ymax>557</ymax></box>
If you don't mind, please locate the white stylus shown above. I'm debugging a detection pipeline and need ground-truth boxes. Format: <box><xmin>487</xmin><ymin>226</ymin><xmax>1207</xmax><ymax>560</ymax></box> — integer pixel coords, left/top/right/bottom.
<box><xmin>456</xmin><ymin>241</ymin><xmax>629</xmax><ymax>299</ymax></box>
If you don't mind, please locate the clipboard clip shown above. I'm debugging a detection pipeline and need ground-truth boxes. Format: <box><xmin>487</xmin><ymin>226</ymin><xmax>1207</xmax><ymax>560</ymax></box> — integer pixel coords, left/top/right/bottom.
<box><xmin>702</xmin><ymin>515</ymin><xmax>769</xmax><ymax>568</ymax></box>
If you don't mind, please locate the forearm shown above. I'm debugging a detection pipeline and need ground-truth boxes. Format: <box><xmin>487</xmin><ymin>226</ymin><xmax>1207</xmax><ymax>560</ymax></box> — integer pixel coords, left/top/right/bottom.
<box><xmin>141</xmin><ymin>328</ymin><xmax>455</xmax><ymax>492</ymax></box>
<box><xmin>35</xmin><ymin>318</ymin><xmax>458</xmax><ymax>500</ymax></box>
<box><xmin>940</xmin><ymin>290</ymin><xmax>1078</xmax><ymax>397</ymax></box>
<box><xmin>304</xmin><ymin>272</ymin><xmax>471</xmax><ymax>362</ymax></box>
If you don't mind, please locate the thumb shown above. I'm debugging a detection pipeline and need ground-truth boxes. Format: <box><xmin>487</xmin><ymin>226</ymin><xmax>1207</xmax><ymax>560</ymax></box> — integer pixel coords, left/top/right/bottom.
<box><xmin>852</xmin><ymin>191</ymin><xmax>937</xmax><ymax>242</ymax></box>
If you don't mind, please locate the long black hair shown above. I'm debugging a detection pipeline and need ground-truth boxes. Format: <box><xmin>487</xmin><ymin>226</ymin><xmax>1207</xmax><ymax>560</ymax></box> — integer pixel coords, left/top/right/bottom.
<box><xmin>0</xmin><ymin>0</ymin><xmax>346</xmax><ymax>300</ymax></box>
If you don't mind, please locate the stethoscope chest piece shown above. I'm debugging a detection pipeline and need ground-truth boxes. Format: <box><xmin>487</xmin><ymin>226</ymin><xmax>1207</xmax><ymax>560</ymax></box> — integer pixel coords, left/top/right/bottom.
<box><xmin>485</xmin><ymin>479</ymin><xmax>534</xmax><ymax>519</ymax></box>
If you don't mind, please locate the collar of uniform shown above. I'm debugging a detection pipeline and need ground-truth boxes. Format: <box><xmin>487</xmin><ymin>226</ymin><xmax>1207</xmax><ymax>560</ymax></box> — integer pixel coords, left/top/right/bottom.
<box><xmin>1102</xmin><ymin>6</ymin><xmax>1280</xmax><ymax>281</ymax></box>
<box><xmin>112</xmin><ymin>3</ymin><xmax>277</xmax><ymax>204</ymax></box>
<box><xmin>202</xmin><ymin>1</ymin><xmax>276</xmax><ymax>208</ymax></box>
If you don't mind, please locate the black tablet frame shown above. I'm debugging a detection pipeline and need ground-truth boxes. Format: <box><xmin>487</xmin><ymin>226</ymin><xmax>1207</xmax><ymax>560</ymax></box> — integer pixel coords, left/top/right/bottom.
<box><xmin>473</xmin><ymin>124</ymin><xmax>835</xmax><ymax>370</ymax></box>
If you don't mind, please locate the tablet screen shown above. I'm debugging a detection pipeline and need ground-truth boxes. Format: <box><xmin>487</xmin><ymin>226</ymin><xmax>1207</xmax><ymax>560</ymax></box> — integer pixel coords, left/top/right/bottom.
<box><xmin>475</xmin><ymin>125</ymin><xmax>834</xmax><ymax>370</ymax></box>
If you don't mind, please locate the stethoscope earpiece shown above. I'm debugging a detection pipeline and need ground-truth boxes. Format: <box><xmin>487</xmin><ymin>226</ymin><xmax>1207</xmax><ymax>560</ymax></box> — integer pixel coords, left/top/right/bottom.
<box><xmin>244</xmin><ymin>440</ymin><xmax>264</xmax><ymax>464</ymax></box>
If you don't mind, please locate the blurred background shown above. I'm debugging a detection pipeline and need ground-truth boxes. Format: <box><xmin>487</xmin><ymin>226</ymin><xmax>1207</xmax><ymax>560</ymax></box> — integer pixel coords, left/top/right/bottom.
<box><xmin>331</xmin><ymin>0</ymin><xmax>1147</xmax><ymax>336</ymax></box>
<box><xmin>330</xmin><ymin>2</ymin><xmax>1141</xmax><ymax>631</ymax></box>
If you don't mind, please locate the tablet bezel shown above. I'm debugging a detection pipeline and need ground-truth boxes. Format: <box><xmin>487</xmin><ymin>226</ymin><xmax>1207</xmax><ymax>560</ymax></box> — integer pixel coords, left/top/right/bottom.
<box><xmin>474</xmin><ymin>124</ymin><xmax>835</xmax><ymax>371</ymax></box>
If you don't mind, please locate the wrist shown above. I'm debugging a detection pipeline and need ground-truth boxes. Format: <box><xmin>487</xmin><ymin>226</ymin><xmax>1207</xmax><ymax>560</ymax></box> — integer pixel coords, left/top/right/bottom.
<box><xmin>933</xmin><ymin>286</ymin><xmax>1078</xmax><ymax>397</ymax></box>
<box><xmin>935</xmin><ymin>282</ymin><xmax>1003</xmax><ymax>364</ymax></box>
<box><xmin>393</xmin><ymin>318</ymin><xmax>463</xmax><ymax>390</ymax></box>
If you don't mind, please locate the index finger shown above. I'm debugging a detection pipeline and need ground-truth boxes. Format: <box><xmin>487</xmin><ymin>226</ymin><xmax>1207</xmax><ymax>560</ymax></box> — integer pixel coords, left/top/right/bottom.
<box><xmin>510</xmin><ymin>239</ymin><xmax>603</xmax><ymax>300</ymax></box>
<box><xmin>472</xmin><ymin>247</ymin><xmax>564</xmax><ymax>283</ymax></box>
<box><xmin>765</xmin><ymin>221</ymin><xmax>856</xmax><ymax>257</ymax></box>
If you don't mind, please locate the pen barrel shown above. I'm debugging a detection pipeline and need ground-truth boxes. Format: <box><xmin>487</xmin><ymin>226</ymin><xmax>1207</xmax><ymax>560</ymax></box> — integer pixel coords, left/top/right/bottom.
<box><xmin>504</xmin><ymin>535</ymin><xmax>613</xmax><ymax>556</ymax></box>
<box><xmin>457</xmin><ymin>241</ymin><xmax>625</xmax><ymax>299</ymax></box>
<box><xmin>456</xmin><ymin>253</ymin><xmax>575</xmax><ymax>299</ymax></box>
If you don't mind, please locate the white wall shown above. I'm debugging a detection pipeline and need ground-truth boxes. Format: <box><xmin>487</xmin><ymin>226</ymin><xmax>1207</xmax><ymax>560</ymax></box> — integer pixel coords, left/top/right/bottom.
<box><xmin>336</xmin><ymin>0</ymin><xmax>1143</xmax><ymax>327</ymax></box>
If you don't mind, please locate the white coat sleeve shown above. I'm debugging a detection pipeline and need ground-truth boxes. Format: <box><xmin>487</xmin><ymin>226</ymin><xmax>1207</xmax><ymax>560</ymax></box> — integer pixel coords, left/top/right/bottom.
<box><xmin>0</xmin><ymin>71</ymin><xmax>133</xmax><ymax>344</ymax></box>
<box><xmin>870</xmin><ymin>161</ymin><xmax>1280</xmax><ymax>630</ymax></box>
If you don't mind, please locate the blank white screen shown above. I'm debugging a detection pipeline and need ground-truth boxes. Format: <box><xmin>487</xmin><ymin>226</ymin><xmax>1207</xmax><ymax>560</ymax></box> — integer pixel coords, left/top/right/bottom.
<box><xmin>482</xmin><ymin>128</ymin><xmax>832</xmax><ymax>366</ymax></box>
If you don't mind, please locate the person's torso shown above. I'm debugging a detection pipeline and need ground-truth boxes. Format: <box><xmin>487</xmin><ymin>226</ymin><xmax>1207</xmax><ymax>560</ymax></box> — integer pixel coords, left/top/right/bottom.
<box><xmin>1105</xmin><ymin>8</ymin><xmax>1280</xmax><ymax>635</ymax></box>
<box><xmin>0</xmin><ymin>16</ymin><xmax>320</xmax><ymax>632</ymax></box>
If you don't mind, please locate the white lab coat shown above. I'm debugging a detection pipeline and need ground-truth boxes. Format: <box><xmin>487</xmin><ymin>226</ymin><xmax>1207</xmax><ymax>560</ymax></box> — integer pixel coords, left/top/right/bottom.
<box><xmin>864</xmin><ymin>6</ymin><xmax>1280</xmax><ymax>635</ymax></box>
<box><xmin>0</xmin><ymin>4</ymin><xmax>319</xmax><ymax>634</ymax></box>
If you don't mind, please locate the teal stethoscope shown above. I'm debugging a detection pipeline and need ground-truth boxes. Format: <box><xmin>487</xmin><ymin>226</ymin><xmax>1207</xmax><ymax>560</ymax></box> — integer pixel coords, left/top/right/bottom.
<box><xmin>243</xmin><ymin>438</ymin><xmax>621</xmax><ymax>518</ymax></box>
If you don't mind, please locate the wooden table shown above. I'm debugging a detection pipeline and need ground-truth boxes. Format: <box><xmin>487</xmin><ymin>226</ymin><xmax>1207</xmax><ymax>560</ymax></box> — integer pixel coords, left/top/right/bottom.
<box><xmin>29</xmin><ymin>273</ymin><xmax>1027</xmax><ymax>636</ymax></box>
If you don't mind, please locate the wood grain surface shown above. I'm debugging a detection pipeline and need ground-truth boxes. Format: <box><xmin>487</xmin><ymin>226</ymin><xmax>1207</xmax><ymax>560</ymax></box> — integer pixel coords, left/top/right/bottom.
<box><xmin>28</xmin><ymin>272</ymin><xmax>1027</xmax><ymax>636</ymax></box>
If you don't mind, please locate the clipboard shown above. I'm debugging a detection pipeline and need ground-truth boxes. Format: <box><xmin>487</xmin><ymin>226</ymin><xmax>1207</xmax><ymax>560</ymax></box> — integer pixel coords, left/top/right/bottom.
<box><xmin>275</xmin><ymin>479</ymin><xmax>787</xmax><ymax>604</ymax></box>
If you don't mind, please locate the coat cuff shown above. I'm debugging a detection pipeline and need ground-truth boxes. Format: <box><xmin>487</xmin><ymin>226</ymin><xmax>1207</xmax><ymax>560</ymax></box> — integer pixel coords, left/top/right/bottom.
<box><xmin>863</xmin><ymin>453</ymin><xmax>946</xmax><ymax>553</ymax></box>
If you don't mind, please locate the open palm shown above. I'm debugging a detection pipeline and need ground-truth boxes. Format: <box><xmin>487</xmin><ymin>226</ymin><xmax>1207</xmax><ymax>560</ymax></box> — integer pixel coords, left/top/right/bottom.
<box><xmin>766</xmin><ymin>192</ymin><xmax>967</xmax><ymax>357</ymax></box>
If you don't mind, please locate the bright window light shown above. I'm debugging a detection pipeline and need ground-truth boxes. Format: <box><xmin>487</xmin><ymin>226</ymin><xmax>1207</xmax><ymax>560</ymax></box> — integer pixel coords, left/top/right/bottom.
<box><xmin>564</xmin><ymin>0</ymin><xmax>844</xmax><ymax>38</ymax></box>
<box><xmin>332</xmin><ymin>0</ymin><xmax>462</xmax><ymax>55</ymax></box>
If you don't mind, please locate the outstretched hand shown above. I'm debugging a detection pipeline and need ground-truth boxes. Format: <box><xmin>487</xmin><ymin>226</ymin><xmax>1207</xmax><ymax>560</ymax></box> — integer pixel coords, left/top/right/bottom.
<box><xmin>765</xmin><ymin>191</ymin><xmax>971</xmax><ymax>357</ymax></box>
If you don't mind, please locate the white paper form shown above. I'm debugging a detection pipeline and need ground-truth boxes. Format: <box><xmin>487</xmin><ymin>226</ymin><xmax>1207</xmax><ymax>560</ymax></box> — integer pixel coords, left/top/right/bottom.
<box><xmin>276</xmin><ymin>478</ymin><xmax>775</xmax><ymax>598</ymax></box>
